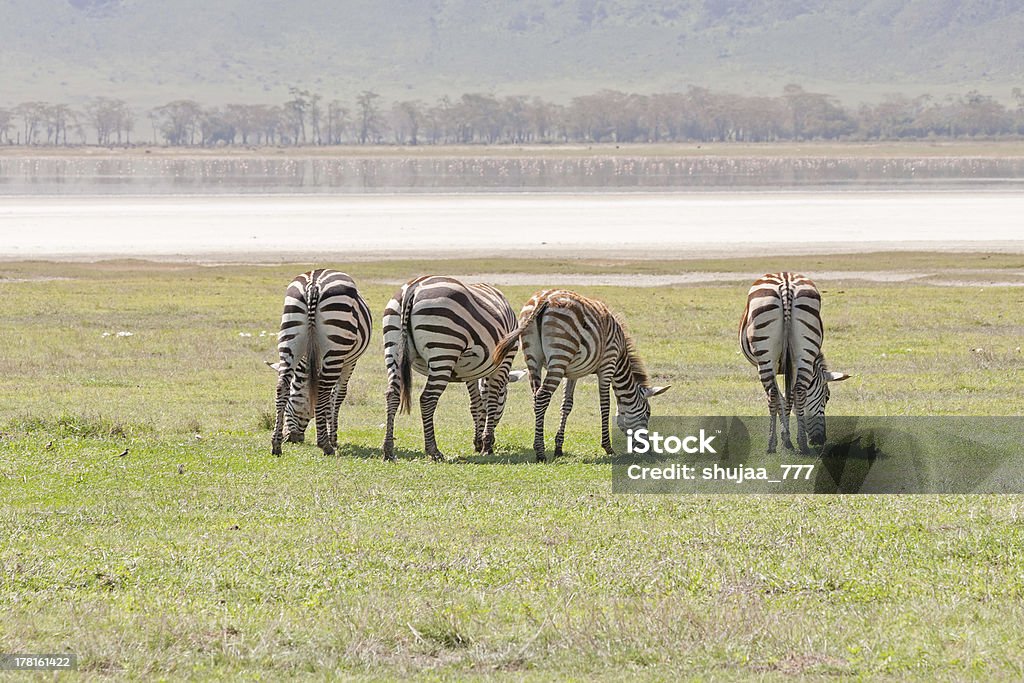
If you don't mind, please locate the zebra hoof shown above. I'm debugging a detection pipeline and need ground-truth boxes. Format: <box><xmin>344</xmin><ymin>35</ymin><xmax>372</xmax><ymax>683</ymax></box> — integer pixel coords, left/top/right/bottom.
<box><xmin>271</xmin><ymin>443</ymin><xmax>282</xmax><ymax>456</ymax></box>
<box><xmin>602</xmin><ymin>445</ymin><xmax>615</xmax><ymax>456</ymax></box>
<box><xmin>473</xmin><ymin>436</ymin><xmax>484</xmax><ymax>453</ymax></box>
<box><xmin>535</xmin><ymin>452</ymin><xmax>546</xmax><ymax>463</ymax></box>
<box><xmin>428</xmin><ymin>451</ymin><xmax>447</xmax><ymax>463</ymax></box>
<box><xmin>320</xmin><ymin>444</ymin><xmax>335</xmax><ymax>456</ymax></box>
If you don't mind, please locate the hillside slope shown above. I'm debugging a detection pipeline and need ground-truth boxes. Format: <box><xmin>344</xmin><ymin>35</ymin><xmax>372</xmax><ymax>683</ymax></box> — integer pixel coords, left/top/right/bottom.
<box><xmin>2</xmin><ymin>0</ymin><xmax>1023</xmax><ymax>106</ymax></box>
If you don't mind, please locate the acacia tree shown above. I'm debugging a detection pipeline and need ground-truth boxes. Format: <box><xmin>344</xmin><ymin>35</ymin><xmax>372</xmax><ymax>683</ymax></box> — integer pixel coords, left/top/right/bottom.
<box><xmin>44</xmin><ymin>104</ymin><xmax>76</xmax><ymax>145</ymax></box>
<box><xmin>14</xmin><ymin>102</ymin><xmax>48</xmax><ymax>144</ymax></box>
<box><xmin>326</xmin><ymin>100</ymin><xmax>349</xmax><ymax>144</ymax></box>
<box><xmin>151</xmin><ymin>100</ymin><xmax>203</xmax><ymax>145</ymax></box>
<box><xmin>0</xmin><ymin>107</ymin><xmax>13</xmax><ymax>144</ymax></box>
<box><xmin>87</xmin><ymin>97</ymin><xmax>132</xmax><ymax>145</ymax></box>
<box><xmin>224</xmin><ymin>104</ymin><xmax>259</xmax><ymax>145</ymax></box>
<box><xmin>356</xmin><ymin>91</ymin><xmax>382</xmax><ymax>144</ymax></box>
<box><xmin>390</xmin><ymin>100</ymin><xmax>424</xmax><ymax>145</ymax></box>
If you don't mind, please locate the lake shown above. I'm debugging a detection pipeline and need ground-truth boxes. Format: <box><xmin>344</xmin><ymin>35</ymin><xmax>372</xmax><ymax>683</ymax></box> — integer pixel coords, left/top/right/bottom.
<box><xmin>3</xmin><ymin>154</ymin><xmax>1024</xmax><ymax>195</ymax></box>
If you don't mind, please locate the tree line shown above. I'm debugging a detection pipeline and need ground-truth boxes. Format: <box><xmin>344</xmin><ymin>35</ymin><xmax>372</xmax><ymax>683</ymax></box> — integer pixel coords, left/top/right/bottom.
<box><xmin>3</xmin><ymin>84</ymin><xmax>1024</xmax><ymax>147</ymax></box>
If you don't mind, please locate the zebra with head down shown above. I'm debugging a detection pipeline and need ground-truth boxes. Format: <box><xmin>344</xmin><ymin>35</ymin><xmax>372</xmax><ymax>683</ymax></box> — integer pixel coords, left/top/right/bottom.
<box><xmin>270</xmin><ymin>269</ymin><xmax>372</xmax><ymax>456</ymax></box>
<box><xmin>740</xmin><ymin>272</ymin><xmax>850</xmax><ymax>454</ymax></box>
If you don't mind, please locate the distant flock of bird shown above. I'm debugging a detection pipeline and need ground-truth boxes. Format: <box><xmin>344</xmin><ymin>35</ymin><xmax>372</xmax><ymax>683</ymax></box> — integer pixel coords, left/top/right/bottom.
<box><xmin>269</xmin><ymin>269</ymin><xmax>849</xmax><ymax>460</ymax></box>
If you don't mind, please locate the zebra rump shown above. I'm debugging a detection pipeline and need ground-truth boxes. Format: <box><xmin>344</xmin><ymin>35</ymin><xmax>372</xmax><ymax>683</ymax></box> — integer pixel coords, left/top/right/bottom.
<box><xmin>739</xmin><ymin>272</ymin><xmax>849</xmax><ymax>454</ymax></box>
<box><xmin>271</xmin><ymin>269</ymin><xmax>372</xmax><ymax>456</ymax></box>
<box><xmin>382</xmin><ymin>275</ymin><xmax>524</xmax><ymax>461</ymax></box>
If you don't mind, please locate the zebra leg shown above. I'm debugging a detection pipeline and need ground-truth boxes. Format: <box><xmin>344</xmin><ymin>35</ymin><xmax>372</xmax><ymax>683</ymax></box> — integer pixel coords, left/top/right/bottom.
<box><xmin>758</xmin><ymin>362</ymin><xmax>782</xmax><ymax>454</ymax></box>
<box><xmin>598</xmin><ymin>368</ymin><xmax>615</xmax><ymax>455</ymax></box>
<box><xmin>421</xmin><ymin>366</ymin><xmax>454</xmax><ymax>462</ymax></box>
<box><xmin>271</xmin><ymin>370</ymin><xmax>290</xmax><ymax>456</ymax></box>
<box><xmin>553</xmin><ymin>379</ymin><xmax>577</xmax><ymax>459</ymax></box>
<box><xmin>522</xmin><ymin>336</ymin><xmax>544</xmax><ymax>396</ymax></box>
<box><xmin>481</xmin><ymin>364</ymin><xmax>514</xmax><ymax>455</ymax></box>
<box><xmin>467</xmin><ymin>381</ymin><xmax>485</xmax><ymax>453</ymax></box>
<box><xmin>533</xmin><ymin>367</ymin><xmax>565</xmax><ymax>462</ymax></box>
<box><xmin>382</xmin><ymin>365</ymin><xmax>401</xmax><ymax>462</ymax></box>
<box><xmin>781</xmin><ymin>390</ymin><xmax>795</xmax><ymax>452</ymax></box>
<box><xmin>314</xmin><ymin>380</ymin><xmax>337</xmax><ymax>456</ymax></box>
<box><xmin>794</xmin><ymin>385</ymin><xmax>811</xmax><ymax>455</ymax></box>
<box><xmin>330</xmin><ymin>363</ymin><xmax>356</xmax><ymax>450</ymax></box>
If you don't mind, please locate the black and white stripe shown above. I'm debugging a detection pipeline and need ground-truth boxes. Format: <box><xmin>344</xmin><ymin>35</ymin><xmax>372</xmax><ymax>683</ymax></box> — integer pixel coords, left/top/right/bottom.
<box><xmin>271</xmin><ymin>269</ymin><xmax>372</xmax><ymax>455</ymax></box>
<box><xmin>382</xmin><ymin>276</ymin><xmax>525</xmax><ymax>461</ymax></box>
<box><xmin>492</xmin><ymin>289</ymin><xmax>669</xmax><ymax>462</ymax></box>
<box><xmin>739</xmin><ymin>272</ymin><xmax>849</xmax><ymax>453</ymax></box>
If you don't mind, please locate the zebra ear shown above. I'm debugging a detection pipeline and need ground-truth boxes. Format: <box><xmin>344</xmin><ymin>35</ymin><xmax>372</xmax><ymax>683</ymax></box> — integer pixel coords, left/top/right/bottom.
<box><xmin>826</xmin><ymin>372</ymin><xmax>850</xmax><ymax>382</ymax></box>
<box><xmin>642</xmin><ymin>385</ymin><xmax>671</xmax><ymax>398</ymax></box>
<box><xmin>265</xmin><ymin>361</ymin><xmax>283</xmax><ymax>371</ymax></box>
<box><xmin>508</xmin><ymin>370</ymin><xmax>528</xmax><ymax>383</ymax></box>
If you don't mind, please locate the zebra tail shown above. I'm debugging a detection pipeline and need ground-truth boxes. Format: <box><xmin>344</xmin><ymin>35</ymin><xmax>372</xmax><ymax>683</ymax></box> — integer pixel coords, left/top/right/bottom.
<box><xmin>490</xmin><ymin>300</ymin><xmax>545</xmax><ymax>366</ymax></box>
<box><xmin>397</xmin><ymin>283</ymin><xmax>415</xmax><ymax>415</ymax></box>
<box><xmin>780</xmin><ymin>278</ymin><xmax>793</xmax><ymax>387</ymax></box>
<box><xmin>306</xmin><ymin>279</ymin><xmax>322</xmax><ymax>409</ymax></box>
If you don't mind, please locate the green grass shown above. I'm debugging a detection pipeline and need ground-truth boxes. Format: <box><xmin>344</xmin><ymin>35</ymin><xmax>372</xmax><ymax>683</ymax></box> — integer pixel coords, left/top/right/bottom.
<box><xmin>1</xmin><ymin>254</ymin><xmax>1023</xmax><ymax>679</ymax></box>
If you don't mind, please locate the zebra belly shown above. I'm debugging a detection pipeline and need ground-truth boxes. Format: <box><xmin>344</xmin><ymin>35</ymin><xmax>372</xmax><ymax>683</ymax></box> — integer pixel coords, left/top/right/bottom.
<box><xmin>409</xmin><ymin>347</ymin><xmax>494</xmax><ymax>382</ymax></box>
<box><xmin>452</xmin><ymin>345</ymin><xmax>495</xmax><ymax>382</ymax></box>
<box><xmin>564</xmin><ymin>353</ymin><xmax>601</xmax><ymax>379</ymax></box>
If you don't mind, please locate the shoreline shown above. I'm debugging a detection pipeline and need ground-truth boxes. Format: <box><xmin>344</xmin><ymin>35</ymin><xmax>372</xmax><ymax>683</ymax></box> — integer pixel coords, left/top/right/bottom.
<box><xmin>2</xmin><ymin>193</ymin><xmax>1023</xmax><ymax>263</ymax></box>
<box><xmin>3</xmin><ymin>140</ymin><xmax>1024</xmax><ymax>160</ymax></box>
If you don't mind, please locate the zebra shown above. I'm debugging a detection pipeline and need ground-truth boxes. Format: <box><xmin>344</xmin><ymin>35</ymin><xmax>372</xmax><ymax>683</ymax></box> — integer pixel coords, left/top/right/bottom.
<box><xmin>270</xmin><ymin>269</ymin><xmax>372</xmax><ymax>456</ymax></box>
<box><xmin>491</xmin><ymin>289</ymin><xmax>669</xmax><ymax>462</ymax></box>
<box><xmin>739</xmin><ymin>272</ymin><xmax>850</xmax><ymax>454</ymax></box>
<box><xmin>382</xmin><ymin>276</ymin><xmax>526</xmax><ymax>462</ymax></box>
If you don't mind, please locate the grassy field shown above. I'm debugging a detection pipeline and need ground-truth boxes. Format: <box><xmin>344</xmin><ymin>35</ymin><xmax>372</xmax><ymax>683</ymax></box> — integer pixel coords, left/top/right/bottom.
<box><xmin>1</xmin><ymin>254</ymin><xmax>1023</xmax><ymax>679</ymax></box>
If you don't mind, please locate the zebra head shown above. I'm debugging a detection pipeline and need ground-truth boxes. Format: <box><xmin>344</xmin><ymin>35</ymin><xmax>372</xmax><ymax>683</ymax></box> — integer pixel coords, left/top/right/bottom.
<box><xmin>476</xmin><ymin>370</ymin><xmax>528</xmax><ymax>423</ymax></box>
<box><xmin>614</xmin><ymin>384</ymin><xmax>671</xmax><ymax>431</ymax></box>
<box><xmin>804</xmin><ymin>354</ymin><xmax>850</xmax><ymax>445</ymax></box>
<box><xmin>611</xmin><ymin>335</ymin><xmax>670</xmax><ymax>431</ymax></box>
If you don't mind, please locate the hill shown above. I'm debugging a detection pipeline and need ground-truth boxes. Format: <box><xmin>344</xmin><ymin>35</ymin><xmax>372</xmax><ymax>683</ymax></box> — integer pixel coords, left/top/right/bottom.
<box><xmin>2</xmin><ymin>0</ymin><xmax>1024</xmax><ymax>108</ymax></box>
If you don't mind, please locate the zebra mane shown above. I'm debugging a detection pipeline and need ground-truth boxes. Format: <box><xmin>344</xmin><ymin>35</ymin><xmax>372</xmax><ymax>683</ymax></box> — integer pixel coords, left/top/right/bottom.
<box><xmin>618</xmin><ymin>317</ymin><xmax>651</xmax><ymax>389</ymax></box>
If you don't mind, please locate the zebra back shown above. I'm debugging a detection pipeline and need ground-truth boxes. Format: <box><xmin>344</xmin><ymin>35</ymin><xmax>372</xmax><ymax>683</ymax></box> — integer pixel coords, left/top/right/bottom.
<box><xmin>384</xmin><ymin>276</ymin><xmax>519</xmax><ymax>413</ymax></box>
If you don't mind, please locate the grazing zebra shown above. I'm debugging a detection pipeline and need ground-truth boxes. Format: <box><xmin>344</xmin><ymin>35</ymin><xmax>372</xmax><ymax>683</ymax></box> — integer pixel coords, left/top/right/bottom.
<box><xmin>270</xmin><ymin>269</ymin><xmax>372</xmax><ymax>456</ymax></box>
<box><xmin>382</xmin><ymin>276</ymin><xmax>526</xmax><ymax>462</ymax></box>
<box><xmin>739</xmin><ymin>272</ymin><xmax>850</xmax><ymax>454</ymax></box>
<box><xmin>492</xmin><ymin>290</ymin><xmax>669</xmax><ymax>462</ymax></box>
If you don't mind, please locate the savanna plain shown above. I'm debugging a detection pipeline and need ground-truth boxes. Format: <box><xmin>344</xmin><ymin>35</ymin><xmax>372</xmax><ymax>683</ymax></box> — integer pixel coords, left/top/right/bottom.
<box><xmin>2</xmin><ymin>252</ymin><xmax>1023</xmax><ymax>680</ymax></box>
